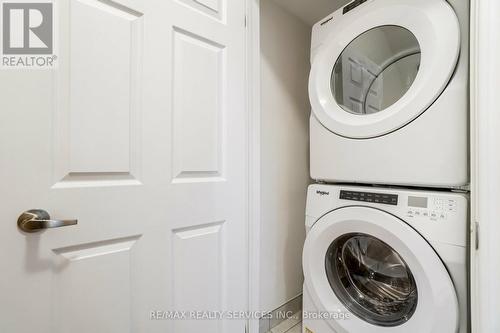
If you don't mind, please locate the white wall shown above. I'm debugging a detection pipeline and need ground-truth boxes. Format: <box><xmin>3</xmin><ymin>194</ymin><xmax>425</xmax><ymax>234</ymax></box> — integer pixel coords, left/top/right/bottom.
<box><xmin>272</xmin><ymin>0</ymin><xmax>350</xmax><ymax>26</ymax></box>
<box><xmin>259</xmin><ymin>0</ymin><xmax>311</xmax><ymax>312</ymax></box>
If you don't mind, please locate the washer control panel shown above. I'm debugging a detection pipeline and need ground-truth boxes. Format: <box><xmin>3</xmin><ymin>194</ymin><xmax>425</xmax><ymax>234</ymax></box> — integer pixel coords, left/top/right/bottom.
<box><xmin>406</xmin><ymin>195</ymin><xmax>458</xmax><ymax>221</ymax></box>
<box><xmin>340</xmin><ymin>190</ymin><xmax>398</xmax><ymax>206</ymax></box>
<box><xmin>308</xmin><ymin>185</ymin><xmax>468</xmax><ymax>248</ymax></box>
<box><xmin>337</xmin><ymin>189</ymin><xmax>459</xmax><ymax>221</ymax></box>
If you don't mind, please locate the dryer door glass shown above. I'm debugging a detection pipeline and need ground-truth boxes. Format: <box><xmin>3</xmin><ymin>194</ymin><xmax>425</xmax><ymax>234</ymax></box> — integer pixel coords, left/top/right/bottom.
<box><xmin>331</xmin><ymin>26</ymin><xmax>421</xmax><ymax>115</ymax></box>
<box><xmin>325</xmin><ymin>233</ymin><xmax>418</xmax><ymax>327</ymax></box>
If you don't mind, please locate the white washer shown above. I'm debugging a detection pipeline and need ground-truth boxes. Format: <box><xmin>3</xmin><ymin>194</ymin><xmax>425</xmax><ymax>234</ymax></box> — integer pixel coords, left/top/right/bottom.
<box><xmin>309</xmin><ymin>0</ymin><xmax>469</xmax><ymax>188</ymax></box>
<box><xmin>302</xmin><ymin>184</ymin><xmax>468</xmax><ymax>333</ymax></box>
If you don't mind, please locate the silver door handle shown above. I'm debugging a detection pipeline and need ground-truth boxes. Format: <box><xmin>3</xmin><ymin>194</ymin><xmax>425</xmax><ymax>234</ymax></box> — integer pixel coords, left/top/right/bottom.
<box><xmin>17</xmin><ymin>209</ymin><xmax>78</xmax><ymax>233</ymax></box>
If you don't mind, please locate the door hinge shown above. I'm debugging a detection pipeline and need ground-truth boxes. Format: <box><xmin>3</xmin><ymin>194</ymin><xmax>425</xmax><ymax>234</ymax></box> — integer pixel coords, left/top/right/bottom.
<box><xmin>474</xmin><ymin>221</ymin><xmax>480</xmax><ymax>250</ymax></box>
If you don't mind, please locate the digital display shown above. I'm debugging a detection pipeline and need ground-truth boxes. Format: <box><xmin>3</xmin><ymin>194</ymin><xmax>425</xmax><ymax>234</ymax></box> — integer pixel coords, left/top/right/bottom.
<box><xmin>408</xmin><ymin>196</ymin><xmax>428</xmax><ymax>208</ymax></box>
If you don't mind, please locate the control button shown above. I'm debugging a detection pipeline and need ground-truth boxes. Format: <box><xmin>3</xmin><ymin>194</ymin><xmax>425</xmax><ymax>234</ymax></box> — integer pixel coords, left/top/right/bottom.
<box><xmin>340</xmin><ymin>190</ymin><xmax>398</xmax><ymax>206</ymax></box>
<box><xmin>439</xmin><ymin>213</ymin><xmax>447</xmax><ymax>220</ymax></box>
<box><xmin>430</xmin><ymin>212</ymin><xmax>438</xmax><ymax>220</ymax></box>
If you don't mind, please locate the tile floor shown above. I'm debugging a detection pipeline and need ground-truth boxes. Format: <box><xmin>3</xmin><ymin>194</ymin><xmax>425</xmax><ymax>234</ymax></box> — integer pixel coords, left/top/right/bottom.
<box><xmin>283</xmin><ymin>322</ymin><xmax>301</xmax><ymax>333</ymax></box>
<box><xmin>268</xmin><ymin>312</ymin><xmax>302</xmax><ymax>333</ymax></box>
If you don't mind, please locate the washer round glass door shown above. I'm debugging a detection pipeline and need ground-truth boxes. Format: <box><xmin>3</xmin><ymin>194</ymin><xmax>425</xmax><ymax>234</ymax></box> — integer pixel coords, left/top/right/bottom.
<box><xmin>325</xmin><ymin>233</ymin><xmax>418</xmax><ymax>326</ymax></box>
<box><xmin>302</xmin><ymin>206</ymin><xmax>459</xmax><ymax>332</ymax></box>
<box><xmin>308</xmin><ymin>0</ymin><xmax>460</xmax><ymax>138</ymax></box>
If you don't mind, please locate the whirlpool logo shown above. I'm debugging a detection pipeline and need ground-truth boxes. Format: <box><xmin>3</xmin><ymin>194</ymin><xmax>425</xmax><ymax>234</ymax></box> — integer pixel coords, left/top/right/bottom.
<box><xmin>316</xmin><ymin>190</ymin><xmax>330</xmax><ymax>196</ymax></box>
<box><xmin>1</xmin><ymin>0</ymin><xmax>57</xmax><ymax>69</ymax></box>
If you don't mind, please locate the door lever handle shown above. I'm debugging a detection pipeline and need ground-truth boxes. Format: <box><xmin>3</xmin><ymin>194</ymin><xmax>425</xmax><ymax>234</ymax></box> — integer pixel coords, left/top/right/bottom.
<box><xmin>17</xmin><ymin>209</ymin><xmax>77</xmax><ymax>233</ymax></box>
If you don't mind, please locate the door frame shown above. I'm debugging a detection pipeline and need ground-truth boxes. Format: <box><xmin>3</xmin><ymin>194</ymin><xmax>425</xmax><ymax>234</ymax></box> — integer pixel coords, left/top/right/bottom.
<box><xmin>246</xmin><ymin>0</ymin><xmax>261</xmax><ymax>332</ymax></box>
<box><xmin>470</xmin><ymin>0</ymin><xmax>500</xmax><ymax>332</ymax></box>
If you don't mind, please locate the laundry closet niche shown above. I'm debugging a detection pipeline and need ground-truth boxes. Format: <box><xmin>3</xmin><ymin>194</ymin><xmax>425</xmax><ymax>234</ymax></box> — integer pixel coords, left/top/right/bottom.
<box><xmin>258</xmin><ymin>0</ymin><xmax>350</xmax><ymax>317</ymax></box>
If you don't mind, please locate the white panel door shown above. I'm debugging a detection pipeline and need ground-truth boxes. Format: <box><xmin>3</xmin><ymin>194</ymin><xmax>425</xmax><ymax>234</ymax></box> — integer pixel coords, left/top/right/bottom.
<box><xmin>0</xmin><ymin>0</ymin><xmax>247</xmax><ymax>332</ymax></box>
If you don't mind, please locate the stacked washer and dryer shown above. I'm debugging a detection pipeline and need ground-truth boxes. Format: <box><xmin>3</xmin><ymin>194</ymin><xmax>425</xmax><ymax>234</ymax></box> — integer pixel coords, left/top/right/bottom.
<box><xmin>302</xmin><ymin>0</ymin><xmax>469</xmax><ymax>333</ymax></box>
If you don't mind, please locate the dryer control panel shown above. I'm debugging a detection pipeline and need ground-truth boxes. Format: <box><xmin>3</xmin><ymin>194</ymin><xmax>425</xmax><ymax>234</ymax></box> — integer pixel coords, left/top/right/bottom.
<box><xmin>343</xmin><ymin>0</ymin><xmax>368</xmax><ymax>14</ymax></box>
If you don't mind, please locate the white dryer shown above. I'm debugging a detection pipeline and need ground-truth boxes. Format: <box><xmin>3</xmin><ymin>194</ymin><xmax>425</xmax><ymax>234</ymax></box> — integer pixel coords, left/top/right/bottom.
<box><xmin>309</xmin><ymin>0</ymin><xmax>469</xmax><ymax>188</ymax></box>
<box><xmin>302</xmin><ymin>184</ymin><xmax>468</xmax><ymax>333</ymax></box>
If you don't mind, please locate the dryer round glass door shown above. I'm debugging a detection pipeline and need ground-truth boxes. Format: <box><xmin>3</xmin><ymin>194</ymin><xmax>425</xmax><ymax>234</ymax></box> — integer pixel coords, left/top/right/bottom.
<box><xmin>308</xmin><ymin>0</ymin><xmax>460</xmax><ymax>138</ymax></box>
<box><xmin>302</xmin><ymin>206</ymin><xmax>459</xmax><ymax>333</ymax></box>
<box><xmin>325</xmin><ymin>233</ymin><xmax>418</xmax><ymax>326</ymax></box>
<box><xmin>331</xmin><ymin>26</ymin><xmax>421</xmax><ymax>115</ymax></box>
